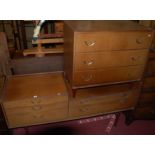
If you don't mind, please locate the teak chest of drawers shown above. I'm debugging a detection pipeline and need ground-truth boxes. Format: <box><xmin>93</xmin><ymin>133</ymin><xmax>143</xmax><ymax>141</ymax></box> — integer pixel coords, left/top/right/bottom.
<box><xmin>64</xmin><ymin>21</ymin><xmax>153</xmax><ymax>95</ymax></box>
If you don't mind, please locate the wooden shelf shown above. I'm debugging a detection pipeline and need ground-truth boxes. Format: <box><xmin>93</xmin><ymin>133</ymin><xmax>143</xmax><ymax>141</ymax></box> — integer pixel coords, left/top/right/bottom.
<box><xmin>32</xmin><ymin>38</ymin><xmax>64</xmax><ymax>44</ymax></box>
<box><xmin>23</xmin><ymin>47</ymin><xmax>64</xmax><ymax>56</ymax></box>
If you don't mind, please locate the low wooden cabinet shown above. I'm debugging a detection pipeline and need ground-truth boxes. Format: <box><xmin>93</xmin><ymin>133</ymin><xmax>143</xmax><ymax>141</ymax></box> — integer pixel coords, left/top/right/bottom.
<box><xmin>1</xmin><ymin>73</ymin><xmax>68</xmax><ymax>128</ymax></box>
<box><xmin>64</xmin><ymin>21</ymin><xmax>153</xmax><ymax>94</ymax></box>
<box><xmin>1</xmin><ymin>72</ymin><xmax>142</xmax><ymax>129</ymax></box>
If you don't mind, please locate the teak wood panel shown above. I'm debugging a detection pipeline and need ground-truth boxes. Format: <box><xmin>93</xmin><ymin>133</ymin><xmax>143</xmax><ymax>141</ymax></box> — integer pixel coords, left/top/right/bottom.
<box><xmin>73</xmin><ymin>66</ymin><xmax>144</xmax><ymax>87</ymax></box>
<box><xmin>65</xmin><ymin>21</ymin><xmax>152</xmax><ymax>32</ymax></box>
<box><xmin>74</xmin><ymin>50</ymin><xmax>148</xmax><ymax>71</ymax></box>
<box><xmin>4</xmin><ymin>73</ymin><xmax>67</xmax><ymax>102</ymax></box>
<box><xmin>3</xmin><ymin>95</ymin><xmax>67</xmax><ymax>109</ymax></box>
<box><xmin>75</xmin><ymin>32</ymin><xmax>152</xmax><ymax>52</ymax></box>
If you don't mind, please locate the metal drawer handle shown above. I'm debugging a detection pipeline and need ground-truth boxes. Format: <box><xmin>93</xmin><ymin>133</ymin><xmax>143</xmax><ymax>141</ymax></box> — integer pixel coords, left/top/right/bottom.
<box><xmin>84</xmin><ymin>75</ymin><xmax>93</xmax><ymax>82</ymax></box>
<box><xmin>79</xmin><ymin>107</ymin><xmax>89</xmax><ymax>112</ymax></box>
<box><xmin>31</xmin><ymin>95</ymin><xmax>41</xmax><ymax>104</ymax></box>
<box><xmin>33</xmin><ymin>114</ymin><xmax>44</xmax><ymax>119</ymax></box>
<box><xmin>83</xmin><ymin>60</ymin><xmax>94</xmax><ymax>66</ymax></box>
<box><xmin>32</xmin><ymin>105</ymin><xmax>42</xmax><ymax>110</ymax></box>
<box><xmin>84</xmin><ymin>41</ymin><xmax>96</xmax><ymax>47</ymax></box>
<box><xmin>131</xmin><ymin>57</ymin><xmax>136</xmax><ymax>61</ymax></box>
<box><xmin>136</xmin><ymin>38</ymin><xmax>142</xmax><ymax>44</ymax></box>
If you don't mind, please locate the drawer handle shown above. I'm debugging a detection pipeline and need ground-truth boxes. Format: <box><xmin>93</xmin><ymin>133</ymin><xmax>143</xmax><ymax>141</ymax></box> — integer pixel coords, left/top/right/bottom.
<box><xmin>33</xmin><ymin>114</ymin><xmax>44</xmax><ymax>119</ymax></box>
<box><xmin>84</xmin><ymin>41</ymin><xmax>96</xmax><ymax>47</ymax></box>
<box><xmin>131</xmin><ymin>57</ymin><xmax>136</xmax><ymax>61</ymax></box>
<box><xmin>84</xmin><ymin>75</ymin><xmax>93</xmax><ymax>82</ymax></box>
<box><xmin>136</xmin><ymin>38</ymin><xmax>142</xmax><ymax>44</ymax></box>
<box><xmin>31</xmin><ymin>95</ymin><xmax>41</xmax><ymax>104</ymax></box>
<box><xmin>83</xmin><ymin>60</ymin><xmax>94</xmax><ymax>66</ymax></box>
<box><xmin>79</xmin><ymin>107</ymin><xmax>89</xmax><ymax>112</ymax></box>
<box><xmin>32</xmin><ymin>105</ymin><xmax>42</xmax><ymax>110</ymax></box>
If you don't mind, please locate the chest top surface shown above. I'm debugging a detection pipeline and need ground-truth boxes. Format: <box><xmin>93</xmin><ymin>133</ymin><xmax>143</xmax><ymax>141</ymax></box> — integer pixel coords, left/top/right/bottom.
<box><xmin>64</xmin><ymin>20</ymin><xmax>152</xmax><ymax>32</ymax></box>
<box><xmin>4</xmin><ymin>72</ymin><xmax>67</xmax><ymax>102</ymax></box>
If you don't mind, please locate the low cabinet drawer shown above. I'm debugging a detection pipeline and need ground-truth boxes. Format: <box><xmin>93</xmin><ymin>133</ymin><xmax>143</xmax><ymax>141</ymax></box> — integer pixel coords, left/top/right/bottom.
<box><xmin>73</xmin><ymin>66</ymin><xmax>144</xmax><ymax>87</ymax></box>
<box><xmin>74</xmin><ymin>50</ymin><xmax>148</xmax><ymax>70</ymax></box>
<box><xmin>69</xmin><ymin>90</ymin><xmax>136</xmax><ymax>118</ymax></box>
<box><xmin>4</xmin><ymin>94</ymin><xmax>68</xmax><ymax>109</ymax></box>
<box><xmin>75</xmin><ymin>32</ymin><xmax>152</xmax><ymax>52</ymax></box>
<box><xmin>5</xmin><ymin>103</ymin><xmax>68</xmax><ymax>128</ymax></box>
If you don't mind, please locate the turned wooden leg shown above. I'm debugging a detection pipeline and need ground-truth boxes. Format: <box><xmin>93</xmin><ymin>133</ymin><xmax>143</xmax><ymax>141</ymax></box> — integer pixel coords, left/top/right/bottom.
<box><xmin>124</xmin><ymin>111</ymin><xmax>135</xmax><ymax>125</ymax></box>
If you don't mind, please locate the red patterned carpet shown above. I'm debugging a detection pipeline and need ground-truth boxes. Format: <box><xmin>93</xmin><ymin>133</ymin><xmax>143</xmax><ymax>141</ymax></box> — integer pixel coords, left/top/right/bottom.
<box><xmin>11</xmin><ymin>113</ymin><xmax>155</xmax><ymax>135</ymax></box>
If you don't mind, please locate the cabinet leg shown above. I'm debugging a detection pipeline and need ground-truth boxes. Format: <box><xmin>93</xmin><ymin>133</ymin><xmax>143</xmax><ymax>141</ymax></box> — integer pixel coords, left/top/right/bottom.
<box><xmin>124</xmin><ymin>111</ymin><xmax>135</xmax><ymax>125</ymax></box>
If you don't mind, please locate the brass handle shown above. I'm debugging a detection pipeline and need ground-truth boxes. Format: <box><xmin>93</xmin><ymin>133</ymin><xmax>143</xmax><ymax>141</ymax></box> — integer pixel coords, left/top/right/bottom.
<box><xmin>136</xmin><ymin>38</ymin><xmax>142</xmax><ymax>44</ymax></box>
<box><xmin>84</xmin><ymin>75</ymin><xmax>93</xmax><ymax>82</ymax></box>
<box><xmin>83</xmin><ymin>60</ymin><xmax>94</xmax><ymax>66</ymax></box>
<box><xmin>32</xmin><ymin>105</ymin><xmax>42</xmax><ymax>110</ymax></box>
<box><xmin>79</xmin><ymin>107</ymin><xmax>89</xmax><ymax>112</ymax></box>
<box><xmin>131</xmin><ymin>57</ymin><xmax>136</xmax><ymax>61</ymax></box>
<box><xmin>33</xmin><ymin>114</ymin><xmax>44</xmax><ymax>119</ymax></box>
<box><xmin>84</xmin><ymin>41</ymin><xmax>95</xmax><ymax>47</ymax></box>
<box><xmin>31</xmin><ymin>95</ymin><xmax>41</xmax><ymax>104</ymax></box>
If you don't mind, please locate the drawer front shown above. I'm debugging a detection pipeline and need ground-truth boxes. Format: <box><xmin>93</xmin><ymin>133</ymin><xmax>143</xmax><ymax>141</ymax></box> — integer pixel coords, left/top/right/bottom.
<box><xmin>5</xmin><ymin>103</ymin><xmax>68</xmax><ymax>128</ymax></box>
<box><xmin>75</xmin><ymin>32</ymin><xmax>152</xmax><ymax>52</ymax></box>
<box><xmin>4</xmin><ymin>93</ymin><xmax>68</xmax><ymax>109</ymax></box>
<box><xmin>74</xmin><ymin>50</ymin><xmax>148</xmax><ymax>71</ymax></box>
<box><xmin>73</xmin><ymin>66</ymin><xmax>144</xmax><ymax>86</ymax></box>
<box><xmin>69</xmin><ymin>90</ymin><xmax>137</xmax><ymax>118</ymax></box>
